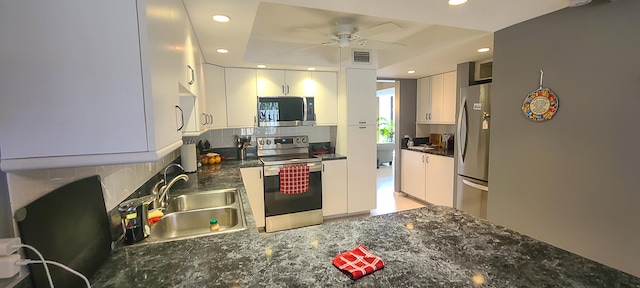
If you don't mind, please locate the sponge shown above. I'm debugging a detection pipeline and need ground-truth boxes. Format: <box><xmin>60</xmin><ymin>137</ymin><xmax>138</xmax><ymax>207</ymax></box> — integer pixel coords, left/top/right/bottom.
<box><xmin>148</xmin><ymin>209</ymin><xmax>164</xmax><ymax>219</ymax></box>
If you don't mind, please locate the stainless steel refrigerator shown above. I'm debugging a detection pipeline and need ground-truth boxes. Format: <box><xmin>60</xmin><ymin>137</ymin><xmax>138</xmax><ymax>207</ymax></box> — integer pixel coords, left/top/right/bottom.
<box><xmin>456</xmin><ymin>83</ymin><xmax>490</xmax><ymax>219</ymax></box>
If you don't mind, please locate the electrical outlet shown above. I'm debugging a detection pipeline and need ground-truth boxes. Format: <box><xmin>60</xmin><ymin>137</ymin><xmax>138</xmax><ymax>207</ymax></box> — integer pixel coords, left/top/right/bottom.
<box><xmin>0</xmin><ymin>254</ymin><xmax>21</xmax><ymax>278</ymax></box>
<box><xmin>0</xmin><ymin>238</ymin><xmax>21</xmax><ymax>256</ymax></box>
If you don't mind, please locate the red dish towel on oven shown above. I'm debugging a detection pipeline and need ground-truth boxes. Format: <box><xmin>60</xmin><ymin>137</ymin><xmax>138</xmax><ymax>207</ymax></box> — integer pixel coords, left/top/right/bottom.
<box><xmin>332</xmin><ymin>244</ymin><xmax>385</xmax><ymax>280</ymax></box>
<box><xmin>279</xmin><ymin>164</ymin><xmax>309</xmax><ymax>194</ymax></box>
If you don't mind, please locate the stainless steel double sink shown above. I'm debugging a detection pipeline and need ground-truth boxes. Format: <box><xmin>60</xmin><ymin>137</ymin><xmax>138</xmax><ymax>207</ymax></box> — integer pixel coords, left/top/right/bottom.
<box><xmin>139</xmin><ymin>188</ymin><xmax>247</xmax><ymax>245</ymax></box>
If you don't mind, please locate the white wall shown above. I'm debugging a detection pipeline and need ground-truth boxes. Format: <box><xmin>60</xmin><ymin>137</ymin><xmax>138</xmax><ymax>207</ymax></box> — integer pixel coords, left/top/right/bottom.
<box><xmin>488</xmin><ymin>0</ymin><xmax>640</xmax><ymax>277</ymax></box>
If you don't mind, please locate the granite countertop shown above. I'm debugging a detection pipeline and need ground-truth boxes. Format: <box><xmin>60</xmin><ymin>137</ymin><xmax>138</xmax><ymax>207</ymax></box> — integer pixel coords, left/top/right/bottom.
<box><xmin>403</xmin><ymin>146</ymin><xmax>454</xmax><ymax>158</ymax></box>
<box><xmin>90</xmin><ymin>159</ymin><xmax>640</xmax><ymax>287</ymax></box>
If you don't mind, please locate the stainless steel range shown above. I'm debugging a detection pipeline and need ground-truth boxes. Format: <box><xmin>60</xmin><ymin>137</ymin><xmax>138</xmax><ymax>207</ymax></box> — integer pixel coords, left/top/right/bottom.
<box><xmin>258</xmin><ymin>135</ymin><xmax>323</xmax><ymax>232</ymax></box>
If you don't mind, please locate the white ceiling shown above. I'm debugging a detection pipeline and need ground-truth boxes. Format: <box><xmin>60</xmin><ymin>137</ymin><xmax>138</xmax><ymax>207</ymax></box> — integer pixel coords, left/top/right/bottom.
<box><xmin>183</xmin><ymin>0</ymin><xmax>571</xmax><ymax>79</ymax></box>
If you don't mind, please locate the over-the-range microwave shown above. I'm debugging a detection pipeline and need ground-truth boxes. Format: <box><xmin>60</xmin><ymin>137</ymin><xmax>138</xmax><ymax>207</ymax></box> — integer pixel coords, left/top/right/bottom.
<box><xmin>257</xmin><ymin>96</ymin><xmax>316</xmax><ymax>127</ymax></box>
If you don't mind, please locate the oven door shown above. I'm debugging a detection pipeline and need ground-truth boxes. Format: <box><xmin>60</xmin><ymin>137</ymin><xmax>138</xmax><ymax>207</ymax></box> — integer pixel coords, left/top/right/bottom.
<box><xmin>263</xmin><ymin>162</ymin><xmax>322</xmax><ymax>217</ymax></box>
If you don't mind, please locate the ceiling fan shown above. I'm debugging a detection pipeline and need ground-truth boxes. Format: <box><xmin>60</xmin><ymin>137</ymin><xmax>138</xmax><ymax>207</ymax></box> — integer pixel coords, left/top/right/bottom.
<box><xmin>296</xmin><ymin>18</ymin><xmax>406</xmax><ymax>50</ymax></box>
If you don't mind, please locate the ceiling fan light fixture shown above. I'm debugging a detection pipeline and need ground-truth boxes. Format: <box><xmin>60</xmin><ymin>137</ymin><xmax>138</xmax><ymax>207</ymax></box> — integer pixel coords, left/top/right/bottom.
<box><xmin>449</xmin><ymin>0</ymin><xmax>468</xmax><ymax>5</ymax></box>
<box><xmin>338</xmin><ymin>37</ymin><xmax>350</xmax><ymax>48</ymax></box>
<box><xmin>212</xmin><ymin>15</ymin><xmax>230</xmax><ymax>22</ymax></box>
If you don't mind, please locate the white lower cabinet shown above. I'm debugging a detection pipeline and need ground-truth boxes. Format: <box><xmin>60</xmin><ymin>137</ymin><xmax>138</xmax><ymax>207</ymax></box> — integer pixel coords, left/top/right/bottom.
<box><xmin>401</xmin><ymin>150</ymin><xmax>454</xmax><ymax>207</ymax></box>
<box><xmin>322</xmin><ymin>159</ymin><xmax>348</xmax><ymax>217</ymax></box>
<box><xmin>346</xmin><ymin>125</ymin><xmax>377</xmax><ymax>213</ymax></box>
<box><xmin>401</xmin><ymin>150</ymin><xmax>426</xmax><ymax>200</ymax></box>
<box><xmin>240</xmin><ymin>167</ymin><xmax>265</xmax><ymax>228</ymax></box>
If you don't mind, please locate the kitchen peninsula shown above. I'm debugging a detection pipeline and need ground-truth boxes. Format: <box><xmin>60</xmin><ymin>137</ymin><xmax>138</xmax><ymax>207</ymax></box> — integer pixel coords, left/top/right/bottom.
<box><xmin>90</xmin><ymin>160</ymin><xmax>640</xmax><ymax>287</ymax></box>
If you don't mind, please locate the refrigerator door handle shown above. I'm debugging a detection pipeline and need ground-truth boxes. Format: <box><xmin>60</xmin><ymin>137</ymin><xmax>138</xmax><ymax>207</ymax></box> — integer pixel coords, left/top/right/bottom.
<box><xmin>462</xmin><ymin>179</ymin><xmax>488</xmax><ymax>192</ymax></box>
<box><xmin>456</xmin><ymin>97</ymin><xmax>468</xmax><ymax>162</ymax></box>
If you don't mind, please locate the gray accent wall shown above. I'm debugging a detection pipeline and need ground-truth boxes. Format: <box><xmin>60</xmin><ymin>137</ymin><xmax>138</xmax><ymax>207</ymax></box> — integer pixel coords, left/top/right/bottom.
<box><xmin>489</xmin><ymin>0</ymin><xmax>640</xmax><ymax>277</ymax></box>
<box><xmin>394</xmin><ymin>79</ymin><xmax>417</xmax><ymax>192</ymax></box>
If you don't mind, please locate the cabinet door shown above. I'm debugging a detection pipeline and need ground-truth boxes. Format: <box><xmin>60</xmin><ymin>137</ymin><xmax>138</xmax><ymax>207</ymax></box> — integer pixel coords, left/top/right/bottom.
<box><xmin>425</xmin><ymin>155</ymin><xmax>454</xmax><ymax>207</ymax></box>
<box><xmin>256</xmin><ymin>69</ymin><xmax>285</xmax><ymax>96</ymax></box>
<box><xmin>240</xmin><ymin>167</ymin><xmax>265</xmax><ymax>228</ymax></box>
<box><xmin>313</xmin><ymin>71</ymin><xmax>338</xmax><ymax>125</ymax></box>
<box><xmin>416</xmin><ymin>77</ymin><xmax>432</xmax><ymax>124</ymax></box>
<box><xmin>322</xmin><ymin>159</ymin><xmax>348</xmax><ymax>216</ymax></box>
<box><xmin>441</xmin><ymin>71</ymin><xmax>457</xmax><ymax>124</ymax></box>
<box><xmin>346</xmin><ymin>125</ymin><xmax>377</xmax><ymax>213</ymax></box>
<box><xmin>429</xmin><ymin>73</ymin><xmax>444</xmax><ymax>123</ymax></box>
<box><xmin>225</xmin><ymin>68</ymin><xmax>257</xmax><ymax>127</ymax></box>
<box><xmin>204</xmin><ymin>64</ymin><xmax>228</xmax><ymax>129</ymax></box>
<box><xmin>400</xmin><ymin>150</ymin><xmax>426</xmax><ymax>201</ymax></box>
<box><xmin>285</xmin><ymin>70</ymin><xmax>313</xmax><ymax>96</ymax></box>
<box><xmin>346</xmin><ymin>69</ymin><xmax>378</xmax><ymax>126</ymax></box>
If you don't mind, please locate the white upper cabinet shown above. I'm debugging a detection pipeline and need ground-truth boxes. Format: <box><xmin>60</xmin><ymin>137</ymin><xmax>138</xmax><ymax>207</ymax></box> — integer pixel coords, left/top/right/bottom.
<box><xmin>312</xmin><ymin>71</ymin><xmax>338</xmax><ymax>125</ymax></box>
<box><xmin>346</xmin><ymin>69</ymin><xmax>378</xmax><ymax>126</ymax></box>
<box><xmin>256</xmin><ymin>70</ymin><xmax>313</xmax><ymax>96</ymax></box>
<box><xmin>0</xmin><ymin>0</ymin><xmax>186</xmax><ymax>171</ymax></box>
<box><xmin>204</xmin><ymin>64</ymin><xmax>228</xmax><ymax>129</ymax></box>
<box><xmin>225</xmin><ymin>68</ymin><xmax>257</xmax><ymax>128</ymax></box>
<box><xmin>416</xmin><ymin>71</ymin><xmax>457</xmax><ymax>125</ymax></box>
<box><xmin>416</xmin><ymin>77</ymin><xmax>432</xmax><ymax>124</ymax></box>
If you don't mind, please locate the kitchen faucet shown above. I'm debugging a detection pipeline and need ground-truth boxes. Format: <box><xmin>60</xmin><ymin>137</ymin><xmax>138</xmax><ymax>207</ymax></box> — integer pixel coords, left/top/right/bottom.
<box><xmin>157</xmin><ymin>164</ymin><xmax>189</xmax><ymax>209</ymax></box>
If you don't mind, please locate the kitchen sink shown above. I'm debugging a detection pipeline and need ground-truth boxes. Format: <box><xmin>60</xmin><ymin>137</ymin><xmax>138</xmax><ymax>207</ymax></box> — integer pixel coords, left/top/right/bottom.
<box><xmin>166</xmin><ymin>188</ymin><xmax>237</xmax><ymax>213</ymax></box>
<box><xmin>129</xmin><ymin>188</ymin><xmax>247</xmax><ymax>246</ymax></box>
<box><xmin>147</xmin><ymin>207</ymin><xmax>246</xmax><ymax>241</ymax></box>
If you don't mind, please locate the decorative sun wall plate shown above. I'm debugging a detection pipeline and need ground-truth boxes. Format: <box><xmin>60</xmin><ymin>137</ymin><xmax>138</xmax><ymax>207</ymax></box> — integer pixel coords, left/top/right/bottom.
<box><xmin>522</xmin><ymin>70</ymin><xmax>559</xmax><ymax>121</ymax></box>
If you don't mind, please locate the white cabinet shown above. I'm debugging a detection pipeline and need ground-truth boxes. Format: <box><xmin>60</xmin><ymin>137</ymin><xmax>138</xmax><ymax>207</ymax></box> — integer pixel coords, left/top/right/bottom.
<box><xmin>256</xmin><ymin>70</ymin><xmax>313</xmax><ymax>96</ymax></box>
<box><xmin>400</xmin><ymin>150</ymin><xmax>426</xmax><ymax>200</ymax></box>
<box><xmin>425</xmin><ymin>153</ymin><xmax>454</xmax><ymax>207</ymax></box>
<box><xmin>346</xmin><ymin>125</ymin><xmax>377</xmax><ymax>213</ymax></box>
<box><xmin>441</xmin><ymin>71</ymin><xmax>457</xmax><ymax>124</ymax></box>
<box><xmin>240</xmin><ymin>167</ymin><xmax>265</xmax><ymax>229</ymax></box>
<box><xmin>204</xmin><ymin>64</ymin><xmax>228</xmax><ymax>129</ymax></box>
<box><xmin>400</xmin><ymin>150</ymin><xmax>454</xmax><ymax>207</ymax></box>
<box><xmin>416</xmin><ymin>71</ymin><xmax>457</xmax><ymax>125</ymax></box>
<box><xmin>346</xmin><ymin>69</ymin><xmax>378</xmax><ymax>126</ymax></box>
<box><xmin>416</xmin><ymin>77</ymin><xmax>432</xmax><ymax>124</ymax></box>
<box><xmin>225</xmin><ymin>68</ymin><xmax>257</xmax><ymax>128</ymax></box>
<box><xmin>176</xmin><ymin>5</ymin><xmax>199</xmax><ymax>96</ymax></box>
<box><xmin>322</xmin><ymin>159</ymin><xmax>348</xmax><ymax>217</ymax></box>
<box><xmin>0</xmin><ymin>0</ymin><xmax>184</xmax><ymax>171</ymax></box>
<box><xmin>313</xmin><ymin>71</ymin><xmax>338</xmax><ymax>125</ymax></box>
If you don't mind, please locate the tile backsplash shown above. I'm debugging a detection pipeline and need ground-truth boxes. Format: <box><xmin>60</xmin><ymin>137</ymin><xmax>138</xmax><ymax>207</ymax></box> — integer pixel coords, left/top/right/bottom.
<box><xmin>6</xmin><ymin>150</ymin><xmax>181</xmax><ymax>215</ymax></box>
<box><xmin>184</xmin><ymin>126</ymin><xmax>333</xmax><ymax>148</ymax></box>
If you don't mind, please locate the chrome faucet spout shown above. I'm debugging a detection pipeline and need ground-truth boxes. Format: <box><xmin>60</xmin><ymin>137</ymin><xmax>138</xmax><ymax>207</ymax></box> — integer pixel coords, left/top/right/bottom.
<box><xmin>163</xmin><ymin>163</ymin><xmax>184</xmax><ymax>186</ymax></box>
<box><xmin>158</xmin><ymin>174</ymin><xmax>189</xmax><ymax>209</ymax></box>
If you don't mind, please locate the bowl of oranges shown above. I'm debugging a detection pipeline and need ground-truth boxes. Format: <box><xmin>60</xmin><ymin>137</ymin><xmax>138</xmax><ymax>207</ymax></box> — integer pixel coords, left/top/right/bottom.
<box><xmin>201</xmin><ymin>153</ymin><xmax>222</xmax><ymax>165</ymax></box>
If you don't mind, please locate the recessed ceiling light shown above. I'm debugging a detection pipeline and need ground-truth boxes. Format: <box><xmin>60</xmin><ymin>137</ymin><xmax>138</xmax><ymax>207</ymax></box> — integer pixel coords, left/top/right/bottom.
<box><xmin>307</xmin><ymin>67</ymin><xmax>316</xmax><ymax>71</ymax></box>
<box><xmin>257</xmin><ymin>65</ymin><xmax>266</xmax><ymax>68</ymax></box>
<box><xmin>216</xmin><ymin>48</ymin><xmax>229</xmax><ymax>54</ymax></box>
<box><xmin>212</xmin><ymin>15</ymin><xmax>230</xmax><ymax>23</ymax></box>
<box><xmin>408</xmin><ymin>70</ymin><xmax>416</xmax><ymax>74</ymax></box>
<box><xmin>449</xmin><ymin>0</ymin><xmax>468</xmax><ymax>5</ymax></box>
<box><xmin>478</xmin><ymin>47</ymin><xmax>491</xmax><ymax>53</ymax></box>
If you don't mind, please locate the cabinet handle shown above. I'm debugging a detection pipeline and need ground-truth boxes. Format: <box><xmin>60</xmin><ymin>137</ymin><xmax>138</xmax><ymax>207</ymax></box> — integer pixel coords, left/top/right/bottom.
<box><xmin>176</xmin><ymin>105</ymin><xmax>184</xmax><ymax>131</ymax></box>
<box><xmin>209</xmin><ymin>114</ymin><xmax>214</xmax><ymax>125</ymax></box>
<box><xmin>358</xmin><ymin>121</ymin><xmax>366</xmax><ymax>124</ymax></box>
<box><xmin>425</xmin><ymin>156</ymin><xmax>429</xmax><ymax>163</ymax></box>
<box><xmin>359</xmin><ymin>126</ymin><xmax>366</xmax><ymax>129</ymax></box>
<box><xmin>259</xmin><ymin>170</ymin><xmax>262</xmax><ymax>179</ymax></box>
<box><xmin>286</xmin><ymin>85</ymin><xmax>290</xmax><ymax>95</ymax></box>
<box><xmin>282</xmin><ymin>85</ymin><xmax>285</xmax><ymax>95</ymax></box>
<box><xmin>201</xmin><ymin>113</ymin><xmax>207</xmax><ymax>125</ymax></box>
<box><xmin>322</xmin><ymin>164</ymin><xmax>325</xmax><ymax>172</ymax></box>
<box><xmin>426</xmin><ymin>113</ymin><xmax>428</xmax><ymax>120</ymax></box>
<box><xmin>422</xmin><ymin>155</ymin><xmax>425</xmax><ymax>162</ymax></box>
<box><xmin>187</xmin><ymin>65</ymin><xmax>195</xmax><ymax>85</ymax></box>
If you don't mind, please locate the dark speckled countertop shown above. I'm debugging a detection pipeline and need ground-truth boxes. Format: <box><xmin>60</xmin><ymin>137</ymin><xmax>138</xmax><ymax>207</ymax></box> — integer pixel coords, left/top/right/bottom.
<box><xmin>403</xmin><ymin>146</ymin><xmax>454</xmax><ymax>158</ymax></box>
<box><xmin>90</xmin><ymin>158</ymin><xmax>640</xmax><ymax>287</ymax></box>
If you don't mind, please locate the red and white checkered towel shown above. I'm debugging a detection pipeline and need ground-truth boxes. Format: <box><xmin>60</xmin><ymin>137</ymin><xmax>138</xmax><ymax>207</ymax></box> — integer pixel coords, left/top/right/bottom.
<box><xmin>332</xmin><ymin>244</ymin><xmax>385</xmax><ymax>280</ymax></box>
<box><xmin>279</xmin><ymin>164</ymin><xmax>309</xmax><ymax>194</ymax></box>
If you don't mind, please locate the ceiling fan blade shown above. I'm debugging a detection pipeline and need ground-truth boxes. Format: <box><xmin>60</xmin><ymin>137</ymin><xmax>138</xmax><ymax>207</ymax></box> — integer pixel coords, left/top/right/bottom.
<box><xmin>356</xmin><ymin>22</ymin><xmax>401</xmax><ymax>38</ymax></box>
<box><xmin>360</xmin><ymin>39</ymin><xmax>406</xmax><ymax>50</ymax></box>
<box><xmin>292</xmin><ymin>27</ymin><xmax>330</xmax><ymax>39</ymax></box>
<box><xmin>321</xmin><ymin>41</ymin><xmax>338</xmax><ymax>46</ymax></box>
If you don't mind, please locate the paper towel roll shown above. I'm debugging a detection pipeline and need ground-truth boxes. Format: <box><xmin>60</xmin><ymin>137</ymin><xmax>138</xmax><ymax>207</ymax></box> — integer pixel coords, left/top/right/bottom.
<box><xmin>180</xmin><ymin>143</ymin><xmax>197</xmax><ymax>173</ymax></box>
